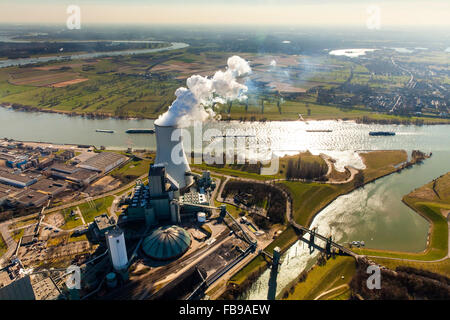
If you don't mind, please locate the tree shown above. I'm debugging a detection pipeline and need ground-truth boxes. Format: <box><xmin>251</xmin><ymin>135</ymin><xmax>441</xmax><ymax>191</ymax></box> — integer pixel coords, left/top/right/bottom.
<box><xmin>354</xmin><ymin>171</ymin><xmax>365</xmax><ymax>188</ymax></box>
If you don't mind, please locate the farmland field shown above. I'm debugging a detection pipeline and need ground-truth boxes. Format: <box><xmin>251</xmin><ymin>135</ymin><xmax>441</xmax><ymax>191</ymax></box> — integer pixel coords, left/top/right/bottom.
<box><xmin>0</xmin><ymin>44</ymin><xmax>448</xmax><ymax>124</ymax></box>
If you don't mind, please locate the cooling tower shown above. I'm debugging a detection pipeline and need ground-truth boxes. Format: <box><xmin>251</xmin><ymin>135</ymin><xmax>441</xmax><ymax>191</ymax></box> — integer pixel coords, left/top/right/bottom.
<box><xmin>154</xmin><ymin>124</ymin><xmax>194</xmax><ymax>191</ymax></box>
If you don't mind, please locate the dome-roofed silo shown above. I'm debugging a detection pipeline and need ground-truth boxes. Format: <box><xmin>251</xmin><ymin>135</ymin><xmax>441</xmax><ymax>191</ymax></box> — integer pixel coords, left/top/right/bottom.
<box><xmin>142</xmin><ymin>225</ymin><xmax>191</xmax><ymax>260</ymax></box>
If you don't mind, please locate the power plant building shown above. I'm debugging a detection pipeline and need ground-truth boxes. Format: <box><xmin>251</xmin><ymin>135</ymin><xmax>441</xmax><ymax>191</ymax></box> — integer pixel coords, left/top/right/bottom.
<box><xmin>127</xmin><ymin>164</ymin><xmax>180</xmax><ymax>226</ymax></box>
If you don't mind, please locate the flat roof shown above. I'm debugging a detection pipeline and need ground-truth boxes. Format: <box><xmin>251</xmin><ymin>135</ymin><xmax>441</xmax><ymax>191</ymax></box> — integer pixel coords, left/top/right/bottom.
<box><xmin>94</xmin><ymin>214</ymin><xmax>116</xmax><ymax>231</ymax></box>
<box><xmin>79</xmin><ymin>152</ymin><xmax>127</xmax><ymax>172</ymax></box>
<box><xmin>49</xmin><ymin>163</ymin><xmax>79</xmax><ymax>174</ymax></box>
<box><xmin>0</xmin><ymin>184</ymin><xmax>21</xmax><ymax>194</ymax></box>
<box><xmin>30</xmin><ymin>179</ymin><xmax>66</xmax><ymax>193</ymax></box>
<box><xmin>0</xmin><ymin>169</ymin><xmax>36</xmax><ymax>184</ymax></box>
<box><xmin>16</xmin><ymin>189</ymin><xmax>48</xmax><ymax>205</ymax></box>
<box><xmin>68</xmin><ymin>168</ymin><xmax>98</xmax><ymax>181</ymax></box>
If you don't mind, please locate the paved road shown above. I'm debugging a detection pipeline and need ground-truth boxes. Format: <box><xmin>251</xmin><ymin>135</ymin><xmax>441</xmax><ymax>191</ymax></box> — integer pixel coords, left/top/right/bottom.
<box><xmin>314</xmin><ymin>284</ymin><xmax>349</xmax><ymax>300</ymax></box>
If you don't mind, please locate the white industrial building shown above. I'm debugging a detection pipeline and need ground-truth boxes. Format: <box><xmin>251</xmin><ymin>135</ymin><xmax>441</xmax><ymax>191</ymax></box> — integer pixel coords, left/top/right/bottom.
<box><xmin>105</xmin><ymin>228</ymin><xmax>128</xmax><ymax>272</ymax></box>
<box><xmin>78</xmin><ymin>152</ymin><xmax>128</xmax><ymax>173</ymax></box>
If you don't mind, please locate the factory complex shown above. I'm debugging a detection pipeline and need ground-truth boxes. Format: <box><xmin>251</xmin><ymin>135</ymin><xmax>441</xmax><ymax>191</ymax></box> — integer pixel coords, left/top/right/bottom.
<box><xmin>0</xmin><ymin>123</ymin><xmax>264</xmax><ymax>301</ymax></box>
<box><xmin>0</xmin><ymin>139</ymin><xmax>129</xmax><ymax>208</ymax></box>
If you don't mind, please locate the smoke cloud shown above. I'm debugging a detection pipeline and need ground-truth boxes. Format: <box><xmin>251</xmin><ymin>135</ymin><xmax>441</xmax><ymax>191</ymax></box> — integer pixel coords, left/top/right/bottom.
<box><xmin>155</xmin><ymin>55</ymin><xmax>251</xmax><ymax>127</ymax></box>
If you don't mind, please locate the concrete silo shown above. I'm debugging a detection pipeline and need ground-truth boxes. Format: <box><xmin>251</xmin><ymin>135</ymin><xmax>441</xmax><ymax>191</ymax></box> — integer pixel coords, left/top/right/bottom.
<box><xmin>105</xmin><ymin>228</ymin><xmax>128</xmax><ymax>272</ymax></box>
<box><xmin>154</xmin><ymin>124</ymin><xmax>194</xmax><ymax>192</ymax></box>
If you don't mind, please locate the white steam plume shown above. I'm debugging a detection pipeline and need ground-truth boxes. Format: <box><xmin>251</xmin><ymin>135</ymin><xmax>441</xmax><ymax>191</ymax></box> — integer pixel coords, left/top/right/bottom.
<box><xmin>155</xmin><ymin>55</ymin><xmax>251</xmax><ymax>127</ymax></box>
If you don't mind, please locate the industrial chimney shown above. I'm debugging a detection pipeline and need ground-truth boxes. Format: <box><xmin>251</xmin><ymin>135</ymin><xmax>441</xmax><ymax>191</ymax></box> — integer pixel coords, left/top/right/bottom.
<box><xmin>154</xmin><ymin>124</ymin><xmax>194</xmax><ymax>191</ymax></box>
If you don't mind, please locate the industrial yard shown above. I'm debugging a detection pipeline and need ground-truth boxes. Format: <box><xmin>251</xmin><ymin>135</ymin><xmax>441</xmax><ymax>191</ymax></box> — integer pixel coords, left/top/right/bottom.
<box><xmin>0</xmin><ymin>123</ymin><xmax>276</xmax><ymax>300</ymax></box>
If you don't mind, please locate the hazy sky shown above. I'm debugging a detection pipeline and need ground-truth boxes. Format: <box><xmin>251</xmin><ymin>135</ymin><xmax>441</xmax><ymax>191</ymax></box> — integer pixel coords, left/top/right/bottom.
<box><xmin>1</xmin><ymin>0</ymin><xmax>449</xmax><ymax>27</ymax></box>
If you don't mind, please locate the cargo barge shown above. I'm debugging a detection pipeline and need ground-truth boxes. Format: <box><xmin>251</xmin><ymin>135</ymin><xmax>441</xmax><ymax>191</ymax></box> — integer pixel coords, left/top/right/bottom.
<box><xmin>369</xmin><ymin>131</ymin><xmax>396</xmax><ymax>136</ymax></box>
<box><xmin>306</xmin><ymin>130</ymin><xmax>333</xmax><ymax>132</ymax></box>
<box><xmin>125</xmin><ymin>128</ymin><xmax>155</xmax><ymax>134</ymax></box>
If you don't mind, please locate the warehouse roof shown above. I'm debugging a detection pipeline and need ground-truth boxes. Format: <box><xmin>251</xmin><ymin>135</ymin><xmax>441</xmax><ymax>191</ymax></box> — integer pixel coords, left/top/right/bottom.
<box><xmin>15</xmin><ymin>189</ymin><xmax>48</xmax><ymax>206</ymax></box>
<box><xmin>30</xmin><ymin>179</ymin><xmax>66</xmax><ymax>193</ymax></box>
<box><xmin>78</xmin><ymin>152</ymin><xmax>127</xmax><ymax>172</ymax></box>
<box><xmin>0</xmin><ymin>169</ymin><xmax>36</xmax><ymax>185</ymax></box>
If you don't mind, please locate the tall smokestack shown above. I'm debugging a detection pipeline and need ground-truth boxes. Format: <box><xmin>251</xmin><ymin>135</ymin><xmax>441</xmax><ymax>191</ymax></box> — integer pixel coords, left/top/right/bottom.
<box><xmin>154</xmin><ymin>124</ymin><xmax>194</xmax><ymax>191</ymax></box>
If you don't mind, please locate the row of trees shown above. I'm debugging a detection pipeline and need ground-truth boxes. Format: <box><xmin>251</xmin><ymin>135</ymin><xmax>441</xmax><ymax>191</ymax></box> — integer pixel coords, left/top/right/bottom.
<box><xmin>350</xmin><ymin>261</ymin><xmax>450</xmax><ymax>300</ymax></box>
<box><xmin>285</xmin><ymin>158</ymin><xmax>328</xmax><ymax>181</ymax></box>
<box><xmin>222</xmin><ymin>181</ymin><xmax>286</xmax><ymax>227</ymax></box>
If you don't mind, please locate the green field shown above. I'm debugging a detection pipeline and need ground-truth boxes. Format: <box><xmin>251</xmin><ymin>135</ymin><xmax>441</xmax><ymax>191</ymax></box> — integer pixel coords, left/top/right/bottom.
<box><xmin>60</xmin><ymin>208</ymin><xmax>84</xmax><ymax>230</ymax></box>
<box><xmin>370</xmin><ymin>257</ymin><xmax>450</xmax><ymax>278</ymax></box>
<box><xmin>284</xmin><ymin>256</ymin><xmax>356</xmax><ymax>300</ymax></box>
<box><xmin>78</xmin><ymin>196</ymin><xmax>115</xmax><ymax>223</ymax></box>
<box><xmin>1</xmin><ymin>48</ymin><xmax>448</xmax><ymax>124</ymax></box>
<box><xmin>61</xmin><ymin>195</ymin><xmax>115</xmax><ymax>227</ymax></box>
<box><xmin>110</xmin><ymin>159</ymin><xmax>151</xmax><ymax>183</ymax></box>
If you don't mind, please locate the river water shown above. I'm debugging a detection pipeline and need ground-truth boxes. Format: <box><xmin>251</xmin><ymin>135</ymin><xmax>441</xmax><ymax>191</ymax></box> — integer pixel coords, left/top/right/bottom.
<box><xmin>0</xmin><ymin>40</ymin><xmax>189</xmax><ymax>69</ymax></box>
<box><xmin>0</xmin><ymin>107</ymin><xmax>449</xmax><ymax>299</ymax></box>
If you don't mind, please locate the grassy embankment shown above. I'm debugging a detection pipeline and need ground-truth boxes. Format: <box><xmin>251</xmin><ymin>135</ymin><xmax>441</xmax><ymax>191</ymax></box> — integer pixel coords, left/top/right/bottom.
<box><xmin>283</xmin><ymin>256</ymin><xmax>356</xmax><ymax>300</ymax></box>
<box><xmin>357</xmin><ymin>172</ymin><xmax>450</xmax><ymax>276</ymax></box>
<box><xmin>192</xmin><ymin>151</ymin><xmax>326</xmax><ymax>182</ymax></box>
<box><xmin>226</xmin><ymin>150</ymin><xmax>407</xmax><ymax>294</ymax></box>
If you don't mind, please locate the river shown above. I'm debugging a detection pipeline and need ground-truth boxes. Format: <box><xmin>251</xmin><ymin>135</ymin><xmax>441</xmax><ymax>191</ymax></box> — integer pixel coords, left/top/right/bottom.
<box><xmin>0</xmin><ymin>39</ymin><xmax>189</xmax><ymax>69</ymax></box>
<box><xmin>0</xmin><ymin>107</ymin><xmax>449</xmax><ymax>299</ymax></box>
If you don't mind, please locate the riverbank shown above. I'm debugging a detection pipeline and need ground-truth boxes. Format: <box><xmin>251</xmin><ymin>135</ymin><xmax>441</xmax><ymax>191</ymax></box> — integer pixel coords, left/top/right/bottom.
<box><xmin>282</xmin><ymin>256</ymin><xmax>356</xmax><ymax>300</ymax></box>
<box><xmin>219</xmin><ymin>149</ymin><xmax>416</xmax><ymax>299</ymax></box>
<box><xmin>1</xmin><ymin>103</ymin><xmax>152</xmax><ymax>121</ymax></box>
<box><xmin>355</xmin><ymin>172</ymin><xmax>449</xmax><ymax>262</ymax></box>
<box><xmin>2</xmin><ymin>103</ymin><xmax>449</xmax><ymax>124</ymax></box>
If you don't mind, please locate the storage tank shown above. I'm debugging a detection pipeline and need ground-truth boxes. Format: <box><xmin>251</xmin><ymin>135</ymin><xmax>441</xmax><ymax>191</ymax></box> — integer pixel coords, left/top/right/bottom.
<box><xmin>106</xmin><ymin>272</ymin><xmax>118</xmax><ymax>288</ymax></box>
<box><xmin>154</xmin><ymin>124</ymin><xmax>194</xmax><ymax>191</ymax></box>
<box><xmin>197</xmin><ymin>212</ymin><xmax>206</xmax><ymax>223</ymax></box>
<box><xmin>142</xmin><ymin>225</ymin><xmax>191</xmax><ymax>261</ymax></box>
<box><xmin>105</xmin><ymin>228</ymin><xmax>128</xmax><ymax>272</ymax></box>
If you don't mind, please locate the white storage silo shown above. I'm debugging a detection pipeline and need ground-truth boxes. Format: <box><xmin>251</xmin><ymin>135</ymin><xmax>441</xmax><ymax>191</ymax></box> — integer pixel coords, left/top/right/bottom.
<box><xmin>105</xmin><ymin>228</ymin><xmax>128</xmax><ymax>272</ymax></box>
<box><xmin>154</xmin><ymin>124</ymin><xmax>194</xmax><ymax>191</ymax></box>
